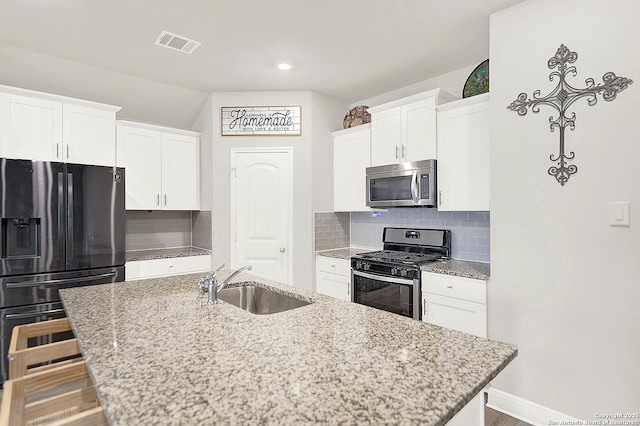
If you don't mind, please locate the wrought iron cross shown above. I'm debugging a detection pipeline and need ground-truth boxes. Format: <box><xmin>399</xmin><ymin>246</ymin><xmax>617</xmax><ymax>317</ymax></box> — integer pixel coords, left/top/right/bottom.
<box><xmin>507</xmin><ymin>44</ymin><xmax>633</xmax><ymax>185</ymax></box>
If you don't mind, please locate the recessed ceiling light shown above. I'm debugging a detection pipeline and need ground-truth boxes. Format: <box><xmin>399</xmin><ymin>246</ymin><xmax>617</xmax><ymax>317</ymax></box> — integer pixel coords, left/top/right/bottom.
<box><xmin>277</xmin><ymin>63</ymin><xmax>292</xmax><ymax>71</ymax></box>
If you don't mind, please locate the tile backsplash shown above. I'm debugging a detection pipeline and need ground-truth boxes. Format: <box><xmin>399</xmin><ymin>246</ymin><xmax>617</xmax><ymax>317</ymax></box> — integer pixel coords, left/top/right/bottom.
<box><xmin>314</xmin><ymin>212</ymin><xmax>350</xmax><ymax>251</ymax></box>
<box><xmin>350</xmin><ymin>209</ymin><xmax>490</xmax><ymax>262</ymax></box>
<box><xmin>126</xmin><ymin>211</ymin><xmax>212</xmax><ymax>251</ymax></box>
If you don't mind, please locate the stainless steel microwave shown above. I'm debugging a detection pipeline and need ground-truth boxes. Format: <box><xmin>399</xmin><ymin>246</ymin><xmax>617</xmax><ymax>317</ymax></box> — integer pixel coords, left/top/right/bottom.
<box><xmin>366</xmin><ymin>159</ymin><xmax>437</xmax><ymax>208</ymax></box>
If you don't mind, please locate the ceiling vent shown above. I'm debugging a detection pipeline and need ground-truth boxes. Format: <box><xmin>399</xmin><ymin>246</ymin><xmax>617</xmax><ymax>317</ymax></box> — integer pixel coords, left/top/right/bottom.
<box><xmin>154</xmin><ymin>31</ymin><xmax>201</xmax><ymax>54</ymax></box>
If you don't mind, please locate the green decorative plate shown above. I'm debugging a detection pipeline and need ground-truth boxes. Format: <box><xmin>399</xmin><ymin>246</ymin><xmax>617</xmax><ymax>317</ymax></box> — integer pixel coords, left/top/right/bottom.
<box><xmin>463</xmin><ymin>59</ymin><xmax>489</xmax><ymax>98</ymax></box>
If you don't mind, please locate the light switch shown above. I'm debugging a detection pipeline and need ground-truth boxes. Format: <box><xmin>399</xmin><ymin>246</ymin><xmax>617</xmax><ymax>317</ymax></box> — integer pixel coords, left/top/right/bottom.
<box><xmin>608</xmin><ymin>202</ymin><xmax>630</xmax><ymax>226</ymax></box>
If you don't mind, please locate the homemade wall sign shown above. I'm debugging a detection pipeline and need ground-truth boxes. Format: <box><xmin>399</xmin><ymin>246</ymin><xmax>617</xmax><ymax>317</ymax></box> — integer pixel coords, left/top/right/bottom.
<box><xmin>507</xmin><ymin>44</ymin><xmax>633</xmax><ymax>186</ymax></box>
<box><xmin>221</xmin><ymin>106</ymin><xmax>301</xmax><ymax>136</ymax></box>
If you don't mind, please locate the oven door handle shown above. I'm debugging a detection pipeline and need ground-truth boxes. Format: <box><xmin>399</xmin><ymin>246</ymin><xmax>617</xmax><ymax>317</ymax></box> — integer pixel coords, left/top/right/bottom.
<box><xmin>5</xmin><ymin>272</ymin><xmax>117</xmax><ymax>289</ymax></box>
<box><xmin>353</xmin><ymin>270</ymin><xmax>416</xmax><ymax>286</ymax></box>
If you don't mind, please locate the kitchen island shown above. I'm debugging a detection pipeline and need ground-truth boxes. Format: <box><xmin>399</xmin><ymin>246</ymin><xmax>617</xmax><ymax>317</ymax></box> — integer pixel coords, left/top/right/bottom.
<box><xmin>59</xmin><ymin>271</ymin><xmax>517</xmax><ymax>425</ymax></box>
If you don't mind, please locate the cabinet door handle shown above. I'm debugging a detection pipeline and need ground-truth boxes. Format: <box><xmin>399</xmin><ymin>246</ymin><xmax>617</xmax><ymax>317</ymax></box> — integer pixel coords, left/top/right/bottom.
<box><xmin>348</xmin><ymin>281</ymin><xmax>350</xmax><ymax>295</ymax></box>
<box><xmin>56</xmin><ymin>143</ymin><xmax>59</xmax><ymax>159</ymax></box>
<box><xmin>423</xmin><ymin>299</ymin><xmax>427</xmax><ymax>318</ymax></box>
<box><xmin>66</xmin><ymin>145</ymin><xmax>69</xmax><ymax>159</ymax></box>
<box><xmin>164</xmin><ymin>194</ymin><xmax>167</xmax><ymax>206</ymax></box>
<box><xmin>395</xmin><ymin>145</ymin><xmax>399</xmax><ymax>159</ymax></box>
<box><xmin>401</xmin><ymin>145</ymin><xmax>406</xmax><ymax>159</ymax></box>
<box><xmin>156</xmin><ymin>194</ymin><xmax>160</xmax><ymax>207</ymax></box>
<box><xmin>447</xmin><ymin>285</ymin><xmax>453</xmax><ymax>289</ymax></box>
<box><xmin>439</xmin><ymin>190</ymin><xmax>442</xmax><ymax>207</ymax></box>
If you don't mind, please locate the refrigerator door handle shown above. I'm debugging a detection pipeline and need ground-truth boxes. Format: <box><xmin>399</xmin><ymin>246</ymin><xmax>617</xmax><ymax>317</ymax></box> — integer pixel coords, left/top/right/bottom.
<box><xmin>57</xmin><ymin>172</ymin><xmax>65</xmax><ymax>262</ymax></box>
<box><xmin>67</xmin><ymin>172</ymin><xmax>73</xmax><ymax>262</ymax></box>
<box><xmin>5</xmin><ymin>272</ymin><xmax>117</xmax><ymax>289</ymax></box>
<box><xmin>5</xmin><ymin>308</ymin><xmax>66</xmax><ymax>320</ymax></box>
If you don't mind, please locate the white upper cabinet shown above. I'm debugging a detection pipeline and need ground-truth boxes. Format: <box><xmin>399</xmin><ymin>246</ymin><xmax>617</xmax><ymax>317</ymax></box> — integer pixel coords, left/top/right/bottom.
<box><xmin>62</xmin><ymin>104</ymin><xmax>116</xmax><ymax>166</ymax></box>
<box><xmin>332</xmin><ymin>124</ymin><xmax>371</xmax><ymax>212</ymax></box>
<box><xmin>161</xmin><ymin>132</ymin><xmax>200</xmax><ymax>210</ymax></box>
<box><xmin>368</xmin><ymin>89</ymin><xmax>455</xmax><ymax>166</ymax></box>
<box><xmin>436</xmin><ymin>93</ymin><xmax>490</xmax><ymax>211</ymax></box>
<box><xmin>0</xmin><ymin>85</ymin><xmax>120</xmax><ymax>166</ymax></box>
<box><xmin>118</xmin><ymin>121</ymin><xmax>200</xmax><ymax>211</ymax></box>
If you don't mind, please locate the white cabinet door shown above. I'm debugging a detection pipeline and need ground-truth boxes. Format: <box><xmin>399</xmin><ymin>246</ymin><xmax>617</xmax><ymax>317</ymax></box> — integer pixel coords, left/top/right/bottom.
<box><xmin>119</xmin><ymin>122</ymin><xmax>200</xmax><ymax>211</ymax></box>
<box><xmin>422</xmin><ymin>272</ymin><xmax>487</xmax><ymax>338</ymax></box>
<box><xmin>63</xmin><ymin>104</ymin><xmax>116</xmax><ymax>166</ymax></box>
<box><xmin>402</xmin><ymin>97</ymin><xmax>437</xmax><ymax>162</ymax></box>
<box><xmin>7</xmin><ymin>95</ymin><xmax>62</xmax><ymax>162</ymax></box>
<box><xmin>370</xmin><ymin>107</ymin><xmax>401</xmax><ymax>166</ymax></box>
<box><xmin>437</xmin><ymin>94</ymin><xmax>490</xmax><ymax>211</ymax></box>
<box><xmin>315</xmin><ymin>256</ymin><xmax>351</xmax><ymax>301</ymax></box>
<box><xmin>161</xmin><ymin>133</ymin><xmax>200</xmax><ymax>210</ymax></box>
<box><xmin>120</xmin><ymin>125</ymin><xmax>162</xmax><ymax>210</ymax></box>
<box><xmin>333</xmin><ymin>125</ymin><xmax>371</xmax><ymax>212</ymax></box>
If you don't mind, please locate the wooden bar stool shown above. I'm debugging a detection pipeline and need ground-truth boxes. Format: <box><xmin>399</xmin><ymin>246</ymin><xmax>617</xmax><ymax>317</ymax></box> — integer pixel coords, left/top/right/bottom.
<box><xmin>0</xmin><ymin>318</ymin><xmax>107</xmax><ymax>425</ymax></box>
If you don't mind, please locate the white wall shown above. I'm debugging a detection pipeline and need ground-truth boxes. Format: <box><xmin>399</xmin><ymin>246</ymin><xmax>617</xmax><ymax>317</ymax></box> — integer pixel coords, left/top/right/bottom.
<box><xmin>0</xmin><ymin>43</ymin><xmax>208</xmax><ymax>129</ymax></box>
<box><xmin>192</xmin><ymin>94</ymin><xmax>214</xmax><ymax>211</ymax></box>
<box><xmin>352</xmin><ymin>64</ymin><xmax>479</xmax><ymax>108</ymax></box>
<box><xmin>490</xmin><ymin>0</ymin><xmax>640</xmax><ymax>418</ymax></box>
<box><xmin>206</xmin><ymin>91</ymin><xmax>345</xmax><ymax>290</ymax></box>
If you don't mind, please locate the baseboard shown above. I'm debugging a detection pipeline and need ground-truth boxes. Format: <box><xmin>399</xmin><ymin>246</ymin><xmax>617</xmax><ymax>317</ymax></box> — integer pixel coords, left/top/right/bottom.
<box><xmin>486</xmin><ymin>388</ymin><xmax>580</xmax><ymax>426</ymax></box>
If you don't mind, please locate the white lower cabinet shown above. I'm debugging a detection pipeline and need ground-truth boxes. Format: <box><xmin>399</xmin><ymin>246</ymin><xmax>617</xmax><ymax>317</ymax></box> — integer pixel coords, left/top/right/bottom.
<box><xmin>422</xmin><ymin>271</ymin><xmax>487</xmax><ymax>425</ymax></box>
<box><xmin>126</xmin><ymin>255</ymin><xmax>211</xmax><ymax>281</ymax></box>
<box><xmin>315</xmin><ymin>255</ymin><xmax>351</xmax><ymax>301</ymax></box>
<box><xmin>421</xmin><ymin>272</ymin><xmax>487</xmax><ymax>338</ymax></box>
<box><xmin>445</xmin><ymin>392</ymin><xmax>484</xmax><ymax>426</ymax></box>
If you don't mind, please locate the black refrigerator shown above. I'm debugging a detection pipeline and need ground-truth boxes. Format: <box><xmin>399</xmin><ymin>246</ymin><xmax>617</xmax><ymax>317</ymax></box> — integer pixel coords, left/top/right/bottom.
<box><xmin>0</xmin><ymin>158</ymin><xmax>125</xmax><ymax>385</ymax></box>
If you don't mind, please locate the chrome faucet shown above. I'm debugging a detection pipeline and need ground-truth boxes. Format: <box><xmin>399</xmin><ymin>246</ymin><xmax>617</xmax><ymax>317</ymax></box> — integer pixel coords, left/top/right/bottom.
<box><xmin>207</xmin><ymin>264</ymin><xmax>253</xmax><ymax>304</ymax></box>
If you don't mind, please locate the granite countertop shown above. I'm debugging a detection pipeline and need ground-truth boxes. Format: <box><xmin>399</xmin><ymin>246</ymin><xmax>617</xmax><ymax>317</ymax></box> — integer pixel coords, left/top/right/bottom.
<box><xmin>60</xmin><ymin>272</ymin><xmax>516</xmax><ymax>425</ymax></box>
<box><xmin>315</xmin><ymin>247</ymin><xmax>373</xmax><ymax>260</ymax></box>
<box><xmin>422</xmin><ymin>260</ymin><xmax>490</xmax><ymax>281</ymax></box>
<box><xmin>126</xmin><ymin>247</ymin><xmax>211</xmax><ymax>262</ymax></box>
<box><xmin>316</xmin><ymin>248</ymin><xmax>490</xmax><ymax>280</ymax></box>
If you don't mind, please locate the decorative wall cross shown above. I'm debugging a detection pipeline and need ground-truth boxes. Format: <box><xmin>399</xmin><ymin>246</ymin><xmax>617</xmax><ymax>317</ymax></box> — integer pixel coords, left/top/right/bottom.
<box><xmin>507</xmin><ymin>44</ymin><xmax>633</xmax><ymax>186</ymax></box>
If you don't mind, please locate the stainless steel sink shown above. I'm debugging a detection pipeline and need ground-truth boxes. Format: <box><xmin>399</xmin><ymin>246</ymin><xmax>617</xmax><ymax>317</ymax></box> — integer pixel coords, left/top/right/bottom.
<box><xmin>218</xmin><ymin>285</ymin><xmax>312</xmax><ymax>315</ymax></box>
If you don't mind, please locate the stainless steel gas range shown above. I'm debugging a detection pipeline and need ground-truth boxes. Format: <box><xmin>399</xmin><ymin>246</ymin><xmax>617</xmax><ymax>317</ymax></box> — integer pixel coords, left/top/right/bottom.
<box><xmin>351</xmin><ymin>227</ymin><xmax>451</xmax><ymax>320</ymax></box>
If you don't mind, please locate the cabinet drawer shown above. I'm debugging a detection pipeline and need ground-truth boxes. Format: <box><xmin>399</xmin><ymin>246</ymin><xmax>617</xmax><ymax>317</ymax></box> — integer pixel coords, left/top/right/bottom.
<box><xmin>316</xmin><ymin>270</ymin><xmax>351</xmax><ymax>301</ymax></box>
<box><xmin>421</xmin><ymin>272</ymin><xmax>486</xmax><ymax>304</ymax></box>
<box><xmin>126</xmin><ymin>255</ymin><xmax>211</xmax><ymax>280</ymax></box>
<box><xmin>315</xmin><ymin>255</ymin><xmax>351</xmax><ymax>276</ymax></box>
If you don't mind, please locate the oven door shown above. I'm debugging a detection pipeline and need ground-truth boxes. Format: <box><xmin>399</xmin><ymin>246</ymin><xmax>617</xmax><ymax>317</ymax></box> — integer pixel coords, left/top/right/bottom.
<box><xmin>351</xmin><ymin>270</ymin><xmax>420</xmax><ymax>320</ymax></box>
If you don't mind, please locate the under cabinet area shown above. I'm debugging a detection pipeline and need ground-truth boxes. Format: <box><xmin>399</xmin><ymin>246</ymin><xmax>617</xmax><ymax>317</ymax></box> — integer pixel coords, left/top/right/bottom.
<box><xmin>315</xmin><ymin>255</ymin><xmax>351</xmax><ymax>301</ymax></box>
<box><xmin>118</xmin><ymin>121</ymin><xmax>200</xmax><ymax>211</ymax></box>
<box><xmin>332</xmin><ymin>124</ymin><xmax>371</xmax><ymax>212</ymax></box>
<box><xmin>421</xmin><ymin>271</ymin><xmax>487</xmax><ymax>338</ymax></box>
<box><xmin>0</xmin><ymin>85</ymin><xmax>120</xmax><ymax>166</ymax></box>
<box><xmin>436</xmin><ymin>93</ymin><xmax>490</xmax><ymax>211</ymax></box>
<box><xmin>368</xmin><ymin>89</ymin><xmax>455</xmax><ymax>167</ymax></box>
<box><xmin>126</xmin><ymin>255</ymin><xmax>211</xmax><ymax>280</ymax></box>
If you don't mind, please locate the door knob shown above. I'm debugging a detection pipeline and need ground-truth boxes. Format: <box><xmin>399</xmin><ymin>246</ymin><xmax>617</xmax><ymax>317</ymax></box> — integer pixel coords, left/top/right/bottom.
<box><xmin>280</xmin><ymin>247</ymin><xmax>286</xmax><ymax>253</ymax></box>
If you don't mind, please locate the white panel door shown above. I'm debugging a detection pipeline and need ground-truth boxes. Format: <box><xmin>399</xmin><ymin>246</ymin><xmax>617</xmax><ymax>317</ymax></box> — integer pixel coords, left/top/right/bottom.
<box><xmin>120</xmin><ymin>125</ymin><xmax>162</xmax><ymax>210</ymax></box>
<box><xmin>161</xmin><ymin>133</ymin><xmax>200</xmax><ymax>210</ymax></box>
<box><xmin>63</xmin><ymin>104</ymin><xmax>116</xmax><ymax>166</ymax></box>
<box><xmin>0</xmin><ymin>93</ymin><xmax>9</xmax><ymax>158</ymax></box>
<box><xmin>8</xmin><ymin>95</ymin><xmax>62</xmax><ymax>162</ymax></box>
<box><xmin>231</xmin><ymin>149</ymin><xmax>292</xmax><ymax>284</ymax></box>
